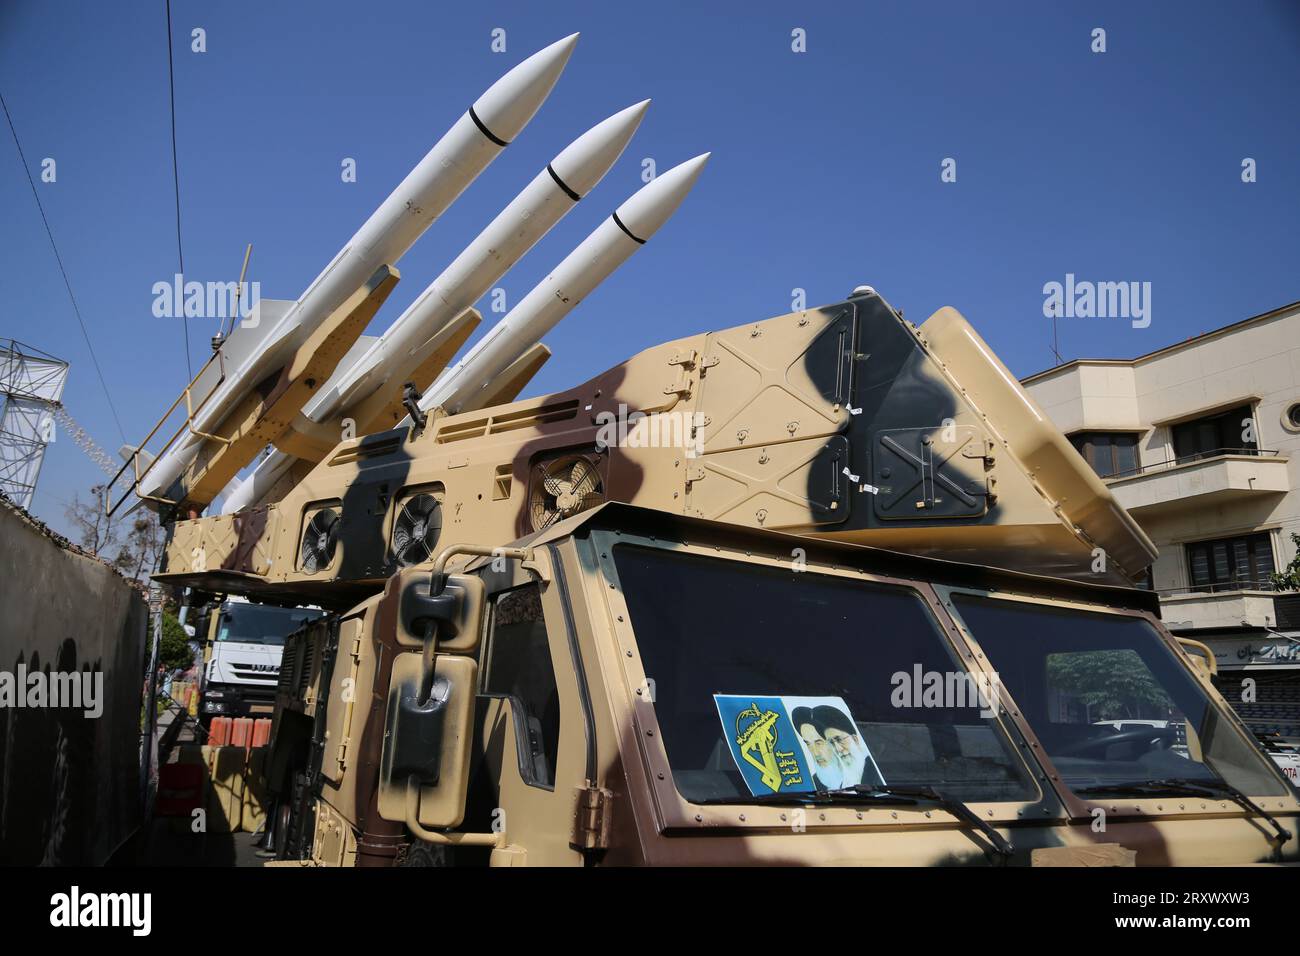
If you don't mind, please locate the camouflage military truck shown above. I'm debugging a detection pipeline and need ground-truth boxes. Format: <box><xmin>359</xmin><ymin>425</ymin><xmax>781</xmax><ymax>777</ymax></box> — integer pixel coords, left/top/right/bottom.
<box><xmin>151</xmin><ymin>292</ymin><xmax>1299</xmax><ymax>866</ymax></box>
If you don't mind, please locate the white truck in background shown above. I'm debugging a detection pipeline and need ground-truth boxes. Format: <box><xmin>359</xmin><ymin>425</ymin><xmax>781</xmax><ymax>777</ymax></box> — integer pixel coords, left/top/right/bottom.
<box><xmin>1259</xmin><ymin>735</ymin><xmax>1300</xmax><ymax>788</ymax></box>
<box><xmin>198</xmin><ymin>597</ymin><xmax>323</xmax><ymax>729</ymax></box>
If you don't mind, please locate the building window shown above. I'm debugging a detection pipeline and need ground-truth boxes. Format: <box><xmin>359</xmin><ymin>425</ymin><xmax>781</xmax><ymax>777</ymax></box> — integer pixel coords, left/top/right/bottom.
<box><xmin>1185</xmin><ymin>532</ymin><xmax>1276</xmax><ymax>592</ymax></box>
<box><xmin>1133</xmin><ymin>567</ymin><xmax>1154</xmax><ymax>590</ymax></box>
<box><xmin>1171</xmin><ymin>404</ymin><xmax>1257</xmax><ymax>463</ymax></box>
<box><xmin>1069</xmin><ymin>432</ymin><xmax>1140</xmax><ymax>478</ymax></box>
<box><xmin>481</xmin><ymin>584</ymin><xmax>561</xmax><ymax>788</ymax></box>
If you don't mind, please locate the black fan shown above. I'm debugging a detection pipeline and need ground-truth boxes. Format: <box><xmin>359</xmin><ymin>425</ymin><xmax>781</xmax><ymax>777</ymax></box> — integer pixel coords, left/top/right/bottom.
<box><xmin>391</xmin><ymin>493</ymin><xmax>443</xmax><ymax>567</ymax></box>
<box><xmin>528</xmin><ymin>456</ymin><xmax>605</xmax><ymax>532</ymax></box>
<box><xmin>299</xmin><ymin>507</ymin><xmax>340</xmax><ymax>573</ymax></box>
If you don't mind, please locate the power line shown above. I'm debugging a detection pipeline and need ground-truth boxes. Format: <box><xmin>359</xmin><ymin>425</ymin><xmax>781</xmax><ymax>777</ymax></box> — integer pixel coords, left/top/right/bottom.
<box><xmin>0</xmin><ymin>90</ymin><xmax>128</xmax><ymax>444</ymax></box>
<box><xmin>164</xmin><ymin>0</ymin><xmax>191</xmax><ymax>380</ymax></box>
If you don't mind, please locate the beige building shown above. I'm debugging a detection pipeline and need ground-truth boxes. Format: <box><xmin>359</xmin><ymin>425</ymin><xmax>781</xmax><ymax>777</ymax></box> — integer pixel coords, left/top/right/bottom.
<box><xmin>1021</xmin><ymin>300</ymin><xmax>1300</xmax><ymax>739</ymax></box>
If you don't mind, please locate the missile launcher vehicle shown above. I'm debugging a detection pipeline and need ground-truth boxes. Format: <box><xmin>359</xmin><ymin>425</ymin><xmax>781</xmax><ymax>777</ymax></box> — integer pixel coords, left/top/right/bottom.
<box><xmin>121</xmin><ymin>36</ymin><xmax>1299</xmax><ymax>867</ymax></box>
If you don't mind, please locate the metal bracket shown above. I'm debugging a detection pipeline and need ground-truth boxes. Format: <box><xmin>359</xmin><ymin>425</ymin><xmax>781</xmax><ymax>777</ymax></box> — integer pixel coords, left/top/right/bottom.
<box><xmin>668</xmin><ymin>349</ymin><xmax>697</xmax><ymax>369</ymax></box>
<box><xmin>572</xmin><ymin>783</ymin><xmax>614</xmax><ymax>851</ymax></box>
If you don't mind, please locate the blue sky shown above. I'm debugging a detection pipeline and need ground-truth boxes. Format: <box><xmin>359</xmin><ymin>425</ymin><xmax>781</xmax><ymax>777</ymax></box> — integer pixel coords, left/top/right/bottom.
<box><xmin>2</xmin><ymin>0</ymin><xmax>1297</xmax><ymax>540</ymax></box>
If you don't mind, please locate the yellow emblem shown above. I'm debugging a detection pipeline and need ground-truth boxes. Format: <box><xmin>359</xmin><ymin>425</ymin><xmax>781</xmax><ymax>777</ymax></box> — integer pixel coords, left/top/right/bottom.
<box><xmin>734</xmin><ymin>701</ymin><xmax>784</xmax><ymax>792</ymax></box>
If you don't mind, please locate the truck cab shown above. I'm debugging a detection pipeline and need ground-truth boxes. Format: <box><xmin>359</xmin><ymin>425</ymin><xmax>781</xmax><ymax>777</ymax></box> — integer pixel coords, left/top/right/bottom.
<box><xmin>199</xmin><ymin>598</ymin><xmax>324</xmax><ymax>727</ymax></box>
<box><xmin>266</xmin><ymin>503</ymin><xmax>1299</xmax><ymax>867</ymax></box>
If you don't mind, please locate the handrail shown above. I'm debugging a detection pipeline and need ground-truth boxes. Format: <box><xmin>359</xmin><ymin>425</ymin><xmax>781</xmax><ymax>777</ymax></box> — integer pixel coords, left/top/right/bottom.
<box><xmin>1159</xmin><ymin>580</ymin><xmax>1279</xmax><ymax>597</ymax></box>
<box><xmin>105</xmin><ymin>346</ymin><xmax>229</xmax><ymax>516</ymax></box>
<box><xmin>1106</xmin><ymin>447</ymin><xmax>1280</xmax><ymax>481</ymax></box>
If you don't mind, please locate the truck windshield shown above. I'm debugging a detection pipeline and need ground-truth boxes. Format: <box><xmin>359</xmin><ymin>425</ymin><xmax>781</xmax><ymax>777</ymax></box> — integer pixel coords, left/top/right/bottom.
<box><xmin>949</xmin><ymin>595</ymin><xmax>1288</xmax><ymax>797</ymax></box>
<box><xmin>217</xmin><ymin>604</ymin><xmax>321</xmax><ymax>645</ymax></box>
<box><xmin>614</xmin><ymin>545</ymin><xmax>1038</xmax><ymax>805</ymax></box>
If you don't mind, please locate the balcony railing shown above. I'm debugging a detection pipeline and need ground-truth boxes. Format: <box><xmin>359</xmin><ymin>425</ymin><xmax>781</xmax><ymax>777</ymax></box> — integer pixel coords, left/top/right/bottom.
<box><xmin>1107</xmin><ymin>447</ymin><xmax>1280</xmax><ymax>481</ymax></box>
<box><xmin>1158</xmin><ymin>579</ymin><xmax>1279</xmax><ymax>597</ymax></box>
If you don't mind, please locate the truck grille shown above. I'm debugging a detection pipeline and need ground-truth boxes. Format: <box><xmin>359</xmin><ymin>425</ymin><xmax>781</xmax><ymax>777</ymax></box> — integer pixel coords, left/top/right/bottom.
<box><xmin>230</xmin><ymin>663</ymin><xmax>279</xmax><ymax>682</ymax></box>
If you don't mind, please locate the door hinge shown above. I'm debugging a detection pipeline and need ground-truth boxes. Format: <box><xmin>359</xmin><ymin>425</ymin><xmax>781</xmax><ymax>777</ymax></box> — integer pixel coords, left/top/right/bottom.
<box><xmin>572</xmin><ymin>783</ymin><xmax>614</xmax><ymax>851</ymax></box>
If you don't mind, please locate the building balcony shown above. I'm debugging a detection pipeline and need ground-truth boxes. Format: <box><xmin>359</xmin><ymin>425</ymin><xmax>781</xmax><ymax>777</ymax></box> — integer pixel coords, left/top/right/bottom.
<box><xmin>1159</xmin><ymin>586</ymin><xmax>1281</xmax><ymax>632</ymax></box>
<box><xmin>1106</xmin><ymin>450</ymin><xmax>1289</xmax><ymax>517</ymax></box>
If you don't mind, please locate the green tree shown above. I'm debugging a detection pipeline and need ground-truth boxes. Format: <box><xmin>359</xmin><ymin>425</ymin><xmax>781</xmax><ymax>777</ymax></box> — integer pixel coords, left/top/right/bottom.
<box><xmin>1271</xmin><ymin>532</ymin><xmax>1300</xmax><ymax>591</ymax></box>
<box><xmin>1046</xmin><ymin>649</ymin><xmax>1173</xmax><ymax>721</ymax></box>
<box><xmin>158</xmin><ymin>612</ymin><xmax>195</xmax><ymax>671</ymax></box>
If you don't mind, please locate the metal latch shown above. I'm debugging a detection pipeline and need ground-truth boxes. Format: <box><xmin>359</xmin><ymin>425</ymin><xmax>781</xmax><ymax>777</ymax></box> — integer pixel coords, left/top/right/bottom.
<box><xmin>668</xmin><ymin>349</ymin><xmax>697</xmax><ymax>369</ymax></box>
<box><xmin>663</xmin><ymin>377</ymin><xmax>693</xmax><ymax>398</ymax></box>
<box><xmin>572</xmin><ymin>783</ymin><xmax>614</xmax><ymax>851</ymax></box>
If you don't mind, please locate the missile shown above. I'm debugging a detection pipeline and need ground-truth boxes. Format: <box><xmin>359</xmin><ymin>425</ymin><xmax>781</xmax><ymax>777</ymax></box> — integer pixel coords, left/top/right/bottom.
<box><xmin>140</xmin><ymin>33</ymin><xmax>579</xmax><ymax>506</ymax></box>
<box><xmin>222</xmin><ymin>154</ymin><xmax>710</xmax><ymax>516</ymax></box>
<box><xmin>295</xmin><ymin>99</ymin><xmax>651</xmax><ymax>438</ymax></box>
<box><xmin>219</xmin><ymin>101</ymin><xmax>651</xmax><ymax>515</ymax></box>
<box><xmin>419</xmin><ymin>152</ymin><xmax>711</xmax><ymax>417</ymax></box>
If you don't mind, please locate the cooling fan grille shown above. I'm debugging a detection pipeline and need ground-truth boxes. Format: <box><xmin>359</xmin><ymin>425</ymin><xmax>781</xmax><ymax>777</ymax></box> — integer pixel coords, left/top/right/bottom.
<box><xmin>299</xmin><ymin>507</ymin><xmax>340</xmax><ymax>574</ymax></box>
<box><xmin>391</xmin><ymin>493</ymin><xmax>443</xmax><ymax>567</ymax></box>
<box><xmin>528</xmin><ymin>456</ymin><xmax>605</xmax><ymax>532</ymax></box>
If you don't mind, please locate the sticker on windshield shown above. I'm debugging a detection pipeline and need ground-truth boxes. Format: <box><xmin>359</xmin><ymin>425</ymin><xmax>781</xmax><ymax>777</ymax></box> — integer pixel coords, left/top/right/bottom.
<box><xmin>714</xmin><ymin>695</ymin><xmax>886</xmax><ymax>796</ymax></box>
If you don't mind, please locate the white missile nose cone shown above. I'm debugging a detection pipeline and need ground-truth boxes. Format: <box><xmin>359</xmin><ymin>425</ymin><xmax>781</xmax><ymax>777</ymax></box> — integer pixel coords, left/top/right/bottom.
<box><xmin>472</xmin><ymin>33</ymin><xmax>580</xmax><ymax>144</ymax></box>
<box><xmin>550</xmin><ymin>99</ymin><xmax>651</xmax><ymax>198</ymax></box>
<box><xmin>614</xmin><ymin>152</ymin><xmax>711</xmax><ymax>242</ymax></box>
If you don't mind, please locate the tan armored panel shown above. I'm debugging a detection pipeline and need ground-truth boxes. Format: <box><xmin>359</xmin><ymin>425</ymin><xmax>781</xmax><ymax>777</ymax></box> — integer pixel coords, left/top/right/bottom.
<box><xmin>157</xmin><ymin>290</ymin><xmax>1156</xmax><ymax>599</ymax></box>
<box><xmin>916</xmin><ymin>307</ymin><xmax>1156</xmax><ymax>577</ymax></box>
<box><xmin>168</xmin><ymin>507</ymin><xmax>280</xmax><ymax>577</ymax></box>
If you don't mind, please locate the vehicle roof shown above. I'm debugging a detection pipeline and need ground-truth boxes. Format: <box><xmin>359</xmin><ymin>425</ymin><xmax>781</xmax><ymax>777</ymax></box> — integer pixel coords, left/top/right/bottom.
<box><xmin>512</xmin><ymin>502</ymin><xmax>1162</xmax><ymax>616</ymax></box>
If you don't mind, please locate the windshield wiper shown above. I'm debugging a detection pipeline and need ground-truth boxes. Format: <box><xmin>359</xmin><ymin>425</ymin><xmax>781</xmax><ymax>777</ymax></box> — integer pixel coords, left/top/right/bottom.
<box><xmin>1074</xmin><ymin>778</ymin><xmax>1292</xmax><ymax>845</ymax></box>
<box><xmin>840</xmin><ymin>785</ymin><xmax>1015</xmax><ymax>860</ymax></box>
<box><xmin>702</xmin><ymin>785</ymin><xmax>1014</xmax><ymax>860</ymax></box>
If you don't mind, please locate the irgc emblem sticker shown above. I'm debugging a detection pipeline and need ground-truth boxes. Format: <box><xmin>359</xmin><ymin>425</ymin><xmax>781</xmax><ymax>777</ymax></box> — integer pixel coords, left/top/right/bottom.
<box><xmin>714</xmin><ymin>695</ymin><xmax>816</xmax><ymax>795</ymax></box>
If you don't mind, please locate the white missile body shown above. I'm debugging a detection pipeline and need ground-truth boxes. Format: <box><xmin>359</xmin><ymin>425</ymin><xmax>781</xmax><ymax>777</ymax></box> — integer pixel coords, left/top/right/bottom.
<box><xmin>303</xmin><ymin>100</ymin><xmax>650</xmax><ymax>428</ymax></box>
<box><xmin>218</xmin><ymin>101</ymin><xmax>650</xmax><ymax>515</ymax></box>
<box><xmin>419</xmin><ymin>152</ymin><xmax>711</xmax><ymax>417</ymax></box>
<box><xmin>141</xmin><ymin>33</ymin><xmax>579</xmax><ymax>504</ymax></box>
<box><xmin>222</xmin><ymin>155</ymin><xmax>708</xmax><ymax>515</ymax></box>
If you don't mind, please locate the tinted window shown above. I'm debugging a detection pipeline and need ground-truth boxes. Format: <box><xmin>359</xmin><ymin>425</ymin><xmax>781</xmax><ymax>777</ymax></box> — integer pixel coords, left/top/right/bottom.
<box><xmin>217</xmin><ymin>604</ymin><xmax>322</xmax><ymax>645</ymax></box>
<box><xmin>615</xmin><ymin>546</ymin><xmax>1036</xmax><ymax>804</ymax></box>
<box><xmin>952</xmin><ymin>595</ymin><xmax>1287</xmax><ymax>796</ymax></box>
<box><xmin>1069</xmin><ymin>432</ymin><xmax>1139</xmax><ymax>478</ymax></box>
<box><xmin>1171</xmin><ymin>404</ymin><xmax>1256</xmax><ymax>462</ymax></box>
<box><xmin>481</xmin><ymin>585</ymin><xmax>560</xmax><ymax>788</ymax></box>
<box><xmin>1185</xmin><ymin>532</ymin><xmax>1275</xmax><ymax>591</ymax></box>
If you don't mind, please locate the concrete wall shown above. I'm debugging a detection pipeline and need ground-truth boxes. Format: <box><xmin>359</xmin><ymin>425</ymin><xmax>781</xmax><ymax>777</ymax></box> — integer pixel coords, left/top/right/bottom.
<box><xmin>0</xmin><ymin>497</ymin><xmax>148</xmax><ymax>864</ymax></box>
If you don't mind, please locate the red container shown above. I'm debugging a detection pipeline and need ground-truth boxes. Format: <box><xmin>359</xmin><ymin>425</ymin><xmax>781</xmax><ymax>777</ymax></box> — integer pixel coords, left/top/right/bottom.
<box><xmin>230</xmin><ymin>717</ymin><xmax>254</xmax><ymax>751</ymax></box>
<box><xmin>156</xmin><ymin>762</ymin><xmax>205</xmax><ymax>816</ymax></box>
<box><xmin>251</xmin><ymin>718</ymin><xmax>273</xmax><ymax>749</ymax></box>
<box><xmin>207</xmin><ymin>716</ymin><xmax>232</xmax><ymax>747</ymax></box>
